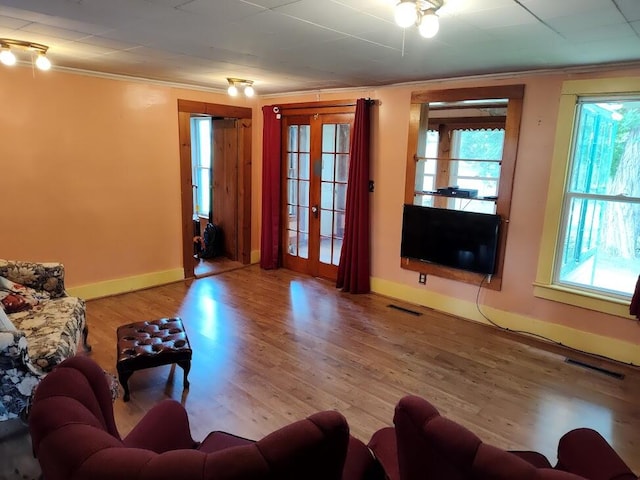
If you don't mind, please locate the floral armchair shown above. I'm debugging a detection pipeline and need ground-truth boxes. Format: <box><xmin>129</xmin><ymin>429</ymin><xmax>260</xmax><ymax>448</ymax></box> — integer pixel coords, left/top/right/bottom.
<box><xmin>0</xmin><ymin>259</ymin><xmax>88</xmax><ymax>421</ymax></box>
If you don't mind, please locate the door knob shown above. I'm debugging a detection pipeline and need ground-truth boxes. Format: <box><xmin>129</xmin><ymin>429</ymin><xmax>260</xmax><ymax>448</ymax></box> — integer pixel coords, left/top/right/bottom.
<box><xmin>311</xmin><ymin>205</ymin><xmax>319</xmax><ymax>218</ymax></box>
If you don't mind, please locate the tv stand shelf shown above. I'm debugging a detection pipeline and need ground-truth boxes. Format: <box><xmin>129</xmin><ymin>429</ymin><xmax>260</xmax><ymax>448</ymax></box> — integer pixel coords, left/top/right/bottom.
<box><xmin>401</xmin><ymin>257</ymin><xmax>502</xmax><ymax>291</ymax></box>
<box><xmin>415</xmin><ymin>191</ymin><xmax>498</xmax><ymax>202</ymax></box>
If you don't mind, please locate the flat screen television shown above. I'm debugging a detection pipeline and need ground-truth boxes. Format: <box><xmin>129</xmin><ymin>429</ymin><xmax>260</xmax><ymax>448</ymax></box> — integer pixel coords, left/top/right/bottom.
<box><xmin>401</xmin><ymin>204</ymin><xmax>501</xmax><ymax>275</ymax></box>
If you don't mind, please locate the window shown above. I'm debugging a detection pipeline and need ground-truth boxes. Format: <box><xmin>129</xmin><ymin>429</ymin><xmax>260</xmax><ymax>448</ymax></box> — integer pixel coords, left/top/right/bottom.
<box><xmin>416</xmin><ymin>127</ymin><xmax>504</xmax><ymax>214</ymax></box>
<box><xmin>535</xmin><ymin>77</ymin><xmax>640</xmax><ymax>314</ymax></box>
<box><xmin>403</xmin><ymin>85</ymin><xmax>525</xmax><ymax>290</ymax></box>
<box><xmin>556</xmin><ymin>98</ymin><xmax>640</xmax><ymax>297</ymax></box>
<box><xmin>190</xmin><ymin>116</ymin><xmax>212</xmax><ymax>217</ymax></box>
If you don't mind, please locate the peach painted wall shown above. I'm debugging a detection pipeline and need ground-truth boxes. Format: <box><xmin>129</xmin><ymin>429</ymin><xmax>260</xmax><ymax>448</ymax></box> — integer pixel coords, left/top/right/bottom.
<box><xmin>258</xmin><ymin>67</ymin><xmax>640</xmax><ymax>352</ymax></box>
<box><xmin>0</xmin><ymin>66</ymin><xmax>257</xmax><ymax>287</ymax></box>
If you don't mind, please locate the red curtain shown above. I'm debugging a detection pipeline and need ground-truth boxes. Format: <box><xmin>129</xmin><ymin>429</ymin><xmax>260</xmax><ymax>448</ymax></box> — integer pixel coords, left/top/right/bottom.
<box><xmin>260</xmin><ymin>105</ymin><xmax>282</xmax><ymax>270</ymax></box>
<box><xmin>337</xmin><ymin>98</ymin><xmax>372</xmax><ymax>293</ymax></box>
<box><xmin>631</xmin><ymin>275</ymin><xmax>640</xmax><ymax>320</ymax></box>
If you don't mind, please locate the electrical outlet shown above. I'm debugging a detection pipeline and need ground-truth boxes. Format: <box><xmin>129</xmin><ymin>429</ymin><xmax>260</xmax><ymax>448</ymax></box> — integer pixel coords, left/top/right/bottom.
<box><xmin>418</xmin><ymin>273</ymin><xmax>427</xmax><ymax>284</ymax></box>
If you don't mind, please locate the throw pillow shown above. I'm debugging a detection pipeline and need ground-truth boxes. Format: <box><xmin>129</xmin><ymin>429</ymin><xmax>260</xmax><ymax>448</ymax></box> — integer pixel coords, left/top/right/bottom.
<box><xmin>0</xmin><ymin>276</ymin><xmax>49</xmax><ymax>313</ymax></box>
<box><xmin>0</xmin><ymin>307</ymin><xmax>16</xmax><ymax>331</ymax></box>
<box><xmin>1</xmin><ymin>293</ymin><xmax>31</xmax><ymax>313</ymax></box>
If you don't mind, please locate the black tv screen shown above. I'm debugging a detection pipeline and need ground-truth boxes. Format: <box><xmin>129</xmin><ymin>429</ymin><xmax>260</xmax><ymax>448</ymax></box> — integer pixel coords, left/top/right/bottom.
<box><xmin>401</xmin><ymin>204</ymin><xmax>501</xmax><ymax>275</ymax></box>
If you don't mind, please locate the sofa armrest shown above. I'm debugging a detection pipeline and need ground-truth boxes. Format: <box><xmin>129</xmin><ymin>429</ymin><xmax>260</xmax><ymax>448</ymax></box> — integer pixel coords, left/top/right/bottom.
<box><xmin>556</xmin><ymin>428</ymin><xmax>636</xmax><ymax>480</ymax></box>
<box><xmin>0</xmin><ymin>259</ymin><xmax>67</xmax><ymax>299</ymax></box>
<box><xmin>123</xmin><ymin>399</ymin><xmax>198</xmax><ymax>452</ymax></box>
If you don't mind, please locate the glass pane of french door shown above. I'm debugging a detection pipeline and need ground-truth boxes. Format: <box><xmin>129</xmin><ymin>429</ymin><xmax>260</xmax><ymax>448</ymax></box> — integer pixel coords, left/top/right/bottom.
<box><xmin>286</xmin><ymin>124</ymin><xmax>311</xmax><ymax>259</ymax></box>
<box><xmin>320</xmin><ymin>123</ymin><xmax>350</xmax><ymax>266</ymax></box>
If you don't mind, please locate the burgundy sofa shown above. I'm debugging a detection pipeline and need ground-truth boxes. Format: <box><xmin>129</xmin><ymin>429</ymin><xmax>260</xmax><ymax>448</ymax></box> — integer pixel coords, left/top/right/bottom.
<box><xmin>29</xmin><ymin>355</ymin><xmax>379</xmax><ymax>480</ymax></box>
<box><xmin>368</xmin><ymin>395</ymin><xmax>637</xmax><ymax>480</ymax></box>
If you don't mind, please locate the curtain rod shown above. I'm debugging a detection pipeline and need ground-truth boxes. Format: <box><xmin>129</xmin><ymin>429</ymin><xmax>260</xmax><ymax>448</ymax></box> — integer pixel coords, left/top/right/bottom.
<box><xmin>277</xmin><ymin>98</ymin><xmax>377</xmax><ymax>111</ymax></box>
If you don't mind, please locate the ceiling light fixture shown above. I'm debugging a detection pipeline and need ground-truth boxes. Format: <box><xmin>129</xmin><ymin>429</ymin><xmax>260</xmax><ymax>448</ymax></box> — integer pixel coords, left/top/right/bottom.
<box><xmin>227</xmin><ymin>78</ymin><xmax>255</xmax><ymax>97</ymax></box>
<box><xmin>394</xmin><ymin>0</ymin><xmax>444</xmax><ymax>38</ymax></box>
<box><xmin>0</xmin><ymin>38</ymin><xmax>52</xmax><ymax>70</ymax></box>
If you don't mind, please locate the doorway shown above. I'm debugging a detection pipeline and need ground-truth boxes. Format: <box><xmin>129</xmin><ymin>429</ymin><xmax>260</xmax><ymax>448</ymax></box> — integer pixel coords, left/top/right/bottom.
<box><xmin>281</xmin><ymin>112</ymin><xmax>354</xmax><ymax>281</ymax></box>
<box><xmin>178</xmin><ymin>100</ymin><xmax>252</xmax><ymax>280</ymax></box>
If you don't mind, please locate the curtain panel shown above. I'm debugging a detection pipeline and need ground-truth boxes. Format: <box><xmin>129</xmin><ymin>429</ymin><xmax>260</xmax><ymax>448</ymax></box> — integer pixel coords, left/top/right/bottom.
<box><xmin>631</xmin><ymin>274</ymin><xmax>640</xmax><ymax>320</ymax></box>
<box><xmin>260</xmin><ymin>106</ymin><xmax>282</xmax><ymax>270</ymax></box>
<box><xmin>337</xmin><ymin>98</ymin><xmax>372</xmax><ymax>293</ymax></box>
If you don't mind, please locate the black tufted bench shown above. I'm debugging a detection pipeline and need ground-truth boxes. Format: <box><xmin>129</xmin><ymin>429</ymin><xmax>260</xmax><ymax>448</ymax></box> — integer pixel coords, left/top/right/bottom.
<box><xmin>116</xmin><ymin>317</ymin><xmax>192</xmax><ymax>402</ymax></box>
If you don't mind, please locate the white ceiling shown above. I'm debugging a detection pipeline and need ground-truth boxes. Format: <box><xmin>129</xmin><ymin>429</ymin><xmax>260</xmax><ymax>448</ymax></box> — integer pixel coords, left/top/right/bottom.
<box><xmin>0</xmin><ymin>0</ymin><xmax>639</xmax><ymax>95</ymax></box>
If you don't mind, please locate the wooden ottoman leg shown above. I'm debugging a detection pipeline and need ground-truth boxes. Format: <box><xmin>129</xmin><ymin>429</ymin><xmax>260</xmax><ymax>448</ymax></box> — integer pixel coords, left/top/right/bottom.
<box><xmin>118</xmin><ymin>369</ymin><xmax>133</xmax><ymax>402</ymax></box>
<box><xmin>177</xmin><ymin>360</ymin><xmax>191</xmax><ymax>389</ymax></box>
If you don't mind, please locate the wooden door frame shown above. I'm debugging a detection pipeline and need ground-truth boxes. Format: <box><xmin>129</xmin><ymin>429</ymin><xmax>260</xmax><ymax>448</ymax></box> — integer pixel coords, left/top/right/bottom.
<box><xmin>177</xmin><ymin>99</ymin><xmax>252</xmax><ymax>279</ymax></box>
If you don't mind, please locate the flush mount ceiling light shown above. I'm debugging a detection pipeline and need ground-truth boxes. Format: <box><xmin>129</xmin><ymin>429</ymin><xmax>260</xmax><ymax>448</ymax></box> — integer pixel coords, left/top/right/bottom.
<box><xmin>0</xmin><ymin>38</ymin><xmax>52</xmax><ymax>70</ymax></box>
<box><xmin>394</xmin><ymin>0</ymin><xmax>444</xmax><ymax>38</ymax></box>
<box><xmin>227</xmin><ymin>78</ymin><xmax>255</xmax><ymax>97</ymax></box>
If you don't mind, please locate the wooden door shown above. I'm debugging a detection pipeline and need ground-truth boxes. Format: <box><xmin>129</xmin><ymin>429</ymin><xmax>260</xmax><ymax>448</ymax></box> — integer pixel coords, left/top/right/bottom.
<box><xmin>281</xmin><ymin>113</ymin><xmax>354</xmax><ymax>280</ymax></box>
<box><xmin>212</xmin><ymin>119</ymin><xmax>239</xmax><ymax>261</ymax></box>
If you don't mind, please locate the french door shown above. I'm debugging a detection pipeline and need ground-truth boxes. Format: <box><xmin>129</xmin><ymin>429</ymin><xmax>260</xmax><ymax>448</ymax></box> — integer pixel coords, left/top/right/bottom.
<box><xmin>282</xmin><ymin>112</ymin><xmax>354</xmax><ymax>280</ymax></box>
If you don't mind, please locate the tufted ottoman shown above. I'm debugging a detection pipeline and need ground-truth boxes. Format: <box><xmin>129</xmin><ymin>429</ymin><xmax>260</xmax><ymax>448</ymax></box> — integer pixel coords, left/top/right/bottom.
<box><xmin>116</xmin><ymin>317</ymin><xmax>192</xmax><ymax>402</ymax></box>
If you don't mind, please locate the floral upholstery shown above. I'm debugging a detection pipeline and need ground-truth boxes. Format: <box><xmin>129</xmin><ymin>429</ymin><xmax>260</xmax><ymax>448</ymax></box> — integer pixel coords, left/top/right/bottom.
<box><xmin>0</xmin><ymin>261</ymin><xmax>67</xmax><ymax>299</ymax></box>
<box><xmin>0</xmin><ymin>260</ymin><xmax>86</xmax><ymax>422</ymax></box>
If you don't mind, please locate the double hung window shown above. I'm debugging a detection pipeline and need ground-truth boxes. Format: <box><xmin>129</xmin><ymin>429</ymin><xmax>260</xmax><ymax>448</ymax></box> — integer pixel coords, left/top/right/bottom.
<box><xmin>555</xmin><ymin>98</ymin><xmax>640</xmax><ymax>298</ymax></box>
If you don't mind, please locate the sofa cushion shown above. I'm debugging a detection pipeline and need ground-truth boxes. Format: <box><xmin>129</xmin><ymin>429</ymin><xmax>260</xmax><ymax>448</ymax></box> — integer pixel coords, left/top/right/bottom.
<box><xmin>10</xmin><ymin>296</ymin><xmax>85</xmax><ymax>372</ymax></box>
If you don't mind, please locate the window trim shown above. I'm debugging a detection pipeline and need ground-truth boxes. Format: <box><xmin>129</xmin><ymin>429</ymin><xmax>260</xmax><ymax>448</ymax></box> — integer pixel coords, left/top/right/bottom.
<box><xmin>534</xmin><ymin>77</ymin><xmax>640</xmax><ymax>317</ymax></box>
<box><xmin>403</xmin><ymin>85</ymin><xmax>525</xmax><ymax>291</ymax></box>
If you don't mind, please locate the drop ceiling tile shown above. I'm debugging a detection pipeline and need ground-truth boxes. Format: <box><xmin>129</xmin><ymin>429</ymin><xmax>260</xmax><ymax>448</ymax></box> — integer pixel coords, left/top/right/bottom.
<box><xmin>273</xmin><ymin>0</ymin><xmax>385</xmax><ymax>35</ymax></box>
<box><xmin>235</xmin><ymin>9</ymin><xmax>346</xmax><ymax>44</ymax></box>
<box><xmin>0</xmin><ymin>5</ymin><xmax>65</xmax><ymax>26</ymax></box>
<box><xmin>352</xmin><ymin>26</ymin><xmax>412</xmax><ymax>52</ymax></box>
<box><xmin>560</xmin><ymin>22</ymin><xmax>637</xmax><ymax>42</ymax></box>
<box><xmin>455</xmin><ymin>0</ymin><xmax>517</xmax><ymax>14</ymax></box>
<box><xmin>461</xmin><ymin>4</ymin><xmax>539</xmax><ymax>29</ymax></box>
<box><xmin>551</xmin><ymin>36</ymin><xmax>640</xmax><ymax>64</ymax></box>
<box><xmin>75</xmin><ymin>35</ymin><xmax>143</xmax><ymax>52</ymax></box>
<box><xmin>65</xmin><ymin>42</ymin><xmax>121</xmax><ymax>57</ymax></box>
<box><xmin>178</xmin><ymin>0</ymin><xmax>265</xmax><ymax>21</ymax></box>
<box><xmin>0</xmin><ymin>14</ymin><xmax>30</xmax><ymax>29</ymax></box>
<box><xmin>1</xmin><ymin>1</ymin><xmax>142</xmax><ymax>31</ymax></box>
<box><xmin>431</xmin><ymin>16</ymin><xmax>495</xmax><ymax>46</ymax></box>
<box><xmin>519</xmin><ymin>0</ymin><xmax>606</xmax><ymax>19</ymax></box>
<box><xmin>328</xmin><ymin>0</ymin><xmax>396</xmax><ymax>21</ymax></box>
<box><xmin>239</xmin><ymin>0</ymin><xmax>303</xmax><ymax>8</ymax></box>
<box><xmin>546</xmin><ymin>7</ymin><xmax>627</xmax><ymax>34</ymax></box>
<box><xmin>143</xmin><ymin>0</ymin><xmax>195</xmax><ymax>7</ymax></box>
<box><xmin>486</xmin><ymin>22</ymin><xmax>564</xmax><ymax>48</ymax></box>
<box><xmin>614</xmin><ymin>0</ymin><xmax>640</xmax><ymax>22</ymax></box>
<box><xmin>20</xmin><ymin>23</ymin><xmax>92</xmax><ymax>41</ymax></box>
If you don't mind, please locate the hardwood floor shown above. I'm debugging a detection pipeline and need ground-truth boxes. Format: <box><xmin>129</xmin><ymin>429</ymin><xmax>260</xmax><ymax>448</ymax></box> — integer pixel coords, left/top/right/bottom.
<box><xmin>3</xmin><ymin>265</ymin><xmax>640</xmax><ymax>477</ymax></box>
<box><xmin>193</xmin><ymin>255</ymin><xmax>245</xmax><ymax>278</ymax></box>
